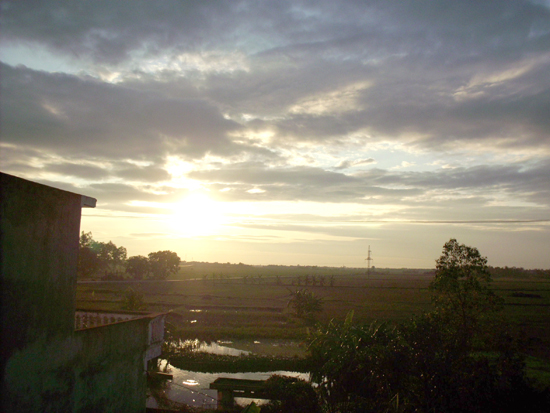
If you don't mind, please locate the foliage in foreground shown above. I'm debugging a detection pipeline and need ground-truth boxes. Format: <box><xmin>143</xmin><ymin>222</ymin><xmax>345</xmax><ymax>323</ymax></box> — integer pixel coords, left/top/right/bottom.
<box><xmin>260</xmin><ymin>375</ymin><xmax>320</xmax><ymax>413</ymax></box>
<box><xmin>306</xmin><ymin>239</ymin><xmax>550</xmax><ymax>412</ymax></box>
<box><xmin>308</xmin><ymin>313</ymin><xmax>549</xmax><ymax>412</ymax></box>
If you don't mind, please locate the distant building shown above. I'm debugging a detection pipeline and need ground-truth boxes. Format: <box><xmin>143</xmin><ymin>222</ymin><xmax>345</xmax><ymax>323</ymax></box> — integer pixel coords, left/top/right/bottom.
<box><xmin>1</xmin><ymin>172</ymin><xmax>165</xmax><ymax>412</ymax></box>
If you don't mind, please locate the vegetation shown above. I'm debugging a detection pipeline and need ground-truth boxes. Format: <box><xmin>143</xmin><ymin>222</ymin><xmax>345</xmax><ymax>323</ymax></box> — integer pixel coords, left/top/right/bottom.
<box><xmin>77</xmin><ymin>232</ymin><xmax>181</xmax><ymax>281</ymax></box>
<box><xmin>75</xmin><ymin>237</ymin><xmax>550</xmax><ymax>411</ymax></box>
<box><xmin>148</xmin><ymin>250</ymin><xmax>181</xmax><ymax>280</ymax></box>
<box><xmin>307</xmin><ymin>240</ymin><xmax>549</xmax><ymax>413</ymax></box>
<box><xmin>288</xmin><ymin>288</ymin><xmax>323</xmax><ymax>324</ymax></box>
<box><xmin>430</xmin><ymin>238</ymin><xmax>504</xmax><ymax>350</ymax></box>
<box><xmin>260</xmin><ymin>375</ymin><xmax>320</xmax><ymax>413</ymax></box>
<box><xmin>125</xmin><ymin>255</ymin><xmax>150</xmax><ymax>280</ymax></box>
<box><xmin>122</xmin><ymin>287</ymin><xmax>147</xmax><ymax>311</ymax></box>
<box><xmin>78</xmin><ymin>231</ymin><xmax>127</xmax><ymax>278</ymax></box>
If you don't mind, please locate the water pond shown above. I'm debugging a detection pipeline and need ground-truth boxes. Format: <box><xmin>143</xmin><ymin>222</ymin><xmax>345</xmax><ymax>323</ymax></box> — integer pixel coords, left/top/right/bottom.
<box><xmin>147</xmin><ymin>340</ymin><xmax>309</xmax><ymax>409</ymax></box>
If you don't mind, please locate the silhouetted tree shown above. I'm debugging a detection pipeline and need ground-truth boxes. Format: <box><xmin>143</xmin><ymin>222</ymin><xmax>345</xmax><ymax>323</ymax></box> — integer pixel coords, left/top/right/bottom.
<box><xmin>306</xmin><ymin>240</ymin><xmax>547</xmax><ymax>413</ymax></box>
<box><xmin>78</xmin><ymin>231</ymin><xmax>101</xmax><ymax>278</ymax></box>
<box><xmin>126</xmin><ymin>255</ymin><xmax>149</xmax><ymax>280</ymax></box>
<box><xmin>430</xmin><ymin>238</ymin><xmax>503</xmax><ymax>349</ymax></box>
<box><xmin>148</xmin><ymin>250</ymin><xmax>181</xmax><ymax>280</ymax></box>
<box><xmin>97</xmin><ymin>240</ymin><xmax>127</xmax><ymax>275</ymax></box>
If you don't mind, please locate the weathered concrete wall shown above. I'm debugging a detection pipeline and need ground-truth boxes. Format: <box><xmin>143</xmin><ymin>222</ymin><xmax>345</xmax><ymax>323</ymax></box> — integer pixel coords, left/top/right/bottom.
<box><xmin>2</xmin><ymin>335</ymin><xmax>81</xmax><ymax>411</ymax></box>
<box><xmin>1</xmin><ymin>173</ymin><xmax>150</xmax><ymax>413</ymax></box>
<box><xmin>73</xmin><ymin>319</ymin><xmax>150</xmax><ymax>413</ymax></box>
<box><xmin>1</xmin><ymin>173</ymin><xmax>84</xmax><ymax>411</ymax></box>
<box><xmin>1</xmin><ymin>173</ymin><xmax>82</xmax><ymax>345</ymax></box>
<box><xmin>3</xmin><ymin>318</ymin><xmax>151</xmax><ymax>413</ymax></box>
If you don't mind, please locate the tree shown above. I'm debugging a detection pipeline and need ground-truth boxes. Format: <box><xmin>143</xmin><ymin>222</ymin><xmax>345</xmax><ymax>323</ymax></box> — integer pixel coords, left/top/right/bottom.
<box><xmin>126</xmin><ymin>255</ymin><xmax>150</xmax><ymax>280</ymax></box>
<box><xmin>148</xmin><ymin>250</ymin><xmax>181</xmax><ymax>280</ymax></box>
<box><xmin>96</xmin><ymin>240</ymin><xmax>127</xmax><ymax>275</ymax></box>
<box><xmin>308</xmin><ymin>313</ymin><xmax>544</xmax><ymax>413</ymax></box>
<box><xmin>430</xmin><ymin>238</ymin><xmax>503</xmax><ymax>349</ymax></box>
<box><xmin>77</xmin><ymin>231</ymin><xmax>101</xmax><ymax>278</ymax></box>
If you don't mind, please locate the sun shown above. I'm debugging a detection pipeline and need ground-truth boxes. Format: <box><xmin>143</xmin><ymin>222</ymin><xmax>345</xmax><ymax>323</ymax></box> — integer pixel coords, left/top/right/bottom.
<box><xmin>170</xmin><ymin>193</ymin><xmax>225</xmax><ymax>236</ymax></box>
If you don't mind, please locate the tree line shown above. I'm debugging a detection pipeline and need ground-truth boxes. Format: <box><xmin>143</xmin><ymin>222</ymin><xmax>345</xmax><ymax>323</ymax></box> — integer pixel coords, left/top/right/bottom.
<box><xmin>77</xmin><ymin>232</ymin><xmax>181</xmax><ymax>280</ymax></box>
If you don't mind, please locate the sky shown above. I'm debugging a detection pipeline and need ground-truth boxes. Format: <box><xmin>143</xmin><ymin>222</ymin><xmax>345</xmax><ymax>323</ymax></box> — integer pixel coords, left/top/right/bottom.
<box><xmin>1</xmin><ymin>0</ymin><xmax>549</xmax><ymax>269</ymax></box>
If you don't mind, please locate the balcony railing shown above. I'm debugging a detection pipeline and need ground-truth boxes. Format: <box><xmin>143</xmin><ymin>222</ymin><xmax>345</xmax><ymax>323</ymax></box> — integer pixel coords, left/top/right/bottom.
<box><xmin>75</xmin><ymin>310</ymin><xmax>146</xmax><ymax>329</ymax></box>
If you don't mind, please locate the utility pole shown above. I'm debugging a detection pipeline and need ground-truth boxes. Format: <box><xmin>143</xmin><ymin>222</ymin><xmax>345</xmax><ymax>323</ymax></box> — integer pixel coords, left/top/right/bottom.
<box><xmin>365</xmin><ymin>245</ymin><xmax>373</xmax><ymax>278</ymax></box>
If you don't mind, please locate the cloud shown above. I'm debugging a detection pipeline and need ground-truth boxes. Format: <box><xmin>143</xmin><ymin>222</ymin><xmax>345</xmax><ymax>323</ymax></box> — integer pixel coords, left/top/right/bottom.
<box><xmin>0</xmin><ymin>63</ymin><xmax>244</xmax><ymax>161</ymax></box>
<box><xmin>335</xmin><ymin>158</ymin><xmax>376</xmax><ymax>170</ymax></box>
<box><xmin>115</xmin><ymin>164</ymin><xmax>172</xmax><ymax>182</ymax></box>
<box><xmin>46</xmin><ymin>162</ymin><xmax>112</xmax><ymax>180</ymax></box>
<box><xmin>1</xmin><ymin>1</ymin><xmax>549</xmax><ymax>267</ymax></box>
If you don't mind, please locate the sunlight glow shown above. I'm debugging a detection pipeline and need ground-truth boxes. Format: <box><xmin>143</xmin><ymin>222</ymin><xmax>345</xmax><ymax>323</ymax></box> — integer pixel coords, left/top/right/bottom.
<box><xmin>170</xmin><ymin>193</ymin><xmax>226</xmax><ymax>237</ymax></box>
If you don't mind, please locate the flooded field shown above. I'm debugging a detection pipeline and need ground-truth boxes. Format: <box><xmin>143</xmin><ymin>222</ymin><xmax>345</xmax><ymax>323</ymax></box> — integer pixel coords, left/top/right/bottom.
<box><xmin>178</xmin><ymin>338</ymin><xmax>307</xmax><ymax>358</ymax></box>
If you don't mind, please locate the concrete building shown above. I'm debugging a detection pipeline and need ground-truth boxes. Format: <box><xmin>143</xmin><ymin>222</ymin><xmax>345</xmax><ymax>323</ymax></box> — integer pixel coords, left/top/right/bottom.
<box><xmin>1</xmin><ymin>172</ymin><xmax>165</xmax><ymax>412</ymax></box>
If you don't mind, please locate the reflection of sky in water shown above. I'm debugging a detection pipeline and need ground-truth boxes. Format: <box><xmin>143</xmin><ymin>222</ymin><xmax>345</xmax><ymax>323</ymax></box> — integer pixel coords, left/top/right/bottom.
<box><xmin>179</xmin><ymin>339</ymin><xmax>251</xmax><ymax>356</ymax></box>
<box><xmin>196</xmin><ymin>341</ymin><xmax>250</xmax><ymax>356</ymax></box>
<box><xmin>147</xmin><ymin>360</ymin><xmax>309</xmax><ymax>409</ymax></box>
<box><xmin>179</xmin><ymin>338</ymin><xmax>305</xmax><ymax>357</ymax></box>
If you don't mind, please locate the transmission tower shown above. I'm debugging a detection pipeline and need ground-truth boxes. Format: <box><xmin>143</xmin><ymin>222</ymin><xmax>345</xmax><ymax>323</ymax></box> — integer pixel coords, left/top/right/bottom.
<box><xmin>365</xmin><ymin>245</ymin><xmax>373</xmax><ymax>277</ymax></box>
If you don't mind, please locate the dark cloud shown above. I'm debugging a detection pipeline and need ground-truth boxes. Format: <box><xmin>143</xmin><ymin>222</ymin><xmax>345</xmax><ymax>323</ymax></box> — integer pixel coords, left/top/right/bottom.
<box><xmin>115</xmin><ymin>164</ymin><xmax>172</xmax><ymax>182</ymax></box>
<box><xmin>0</xmin><ymin>63</ymin><xmax>244</xmax><ymax>160</ymax></box>
<box><xmin>4</xmin><ymin>1</ymin><xmax>547</xmax><ymax>65</ymax></box>
<box><xmin>46</xmin><ymin>163</ymin><xmax>112</xmax><ymax>180</ymax></box>
<box><xmin>0</xmin><ymin>0</ymin><xmax>234</xmax><ymax>64</ymax></box>
<box><xmin>3</xmin><ymin>0</ymin><xmax>549</xmax><ymax>153</ymax></box>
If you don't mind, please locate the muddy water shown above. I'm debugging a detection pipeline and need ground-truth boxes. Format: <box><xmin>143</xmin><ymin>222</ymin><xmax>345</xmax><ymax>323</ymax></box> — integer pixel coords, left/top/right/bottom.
<box><xmin>148</xmin><ymin>340</ymin><xmax>309</xmax><ymax>409</ymax></box>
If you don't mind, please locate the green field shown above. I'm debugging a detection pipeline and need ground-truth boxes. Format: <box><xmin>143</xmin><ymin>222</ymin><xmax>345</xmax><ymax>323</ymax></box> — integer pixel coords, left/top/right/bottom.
<box><xmin>76</xmin><ymin>264</ymin><xmax>550</xmax><ymax>360</ymax></box>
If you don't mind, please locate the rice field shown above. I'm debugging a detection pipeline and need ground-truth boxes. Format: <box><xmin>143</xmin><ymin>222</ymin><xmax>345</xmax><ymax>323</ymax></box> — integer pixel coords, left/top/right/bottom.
<box><xmin>76</xmin><ymin>266</ymin><xmax>550</xmax><ymax>358</ymax></box>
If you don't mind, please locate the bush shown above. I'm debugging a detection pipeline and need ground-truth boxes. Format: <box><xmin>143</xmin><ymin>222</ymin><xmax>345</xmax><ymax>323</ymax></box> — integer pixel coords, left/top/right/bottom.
<box><xmin>122</xmin><ymin>287</ymin><xmax>147</xmax><ymax>311</ymax></box>
<box><xmin>260</xmin><ymin>375</ymin><xmax>320</xmax><ymax>413</ymax></box>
